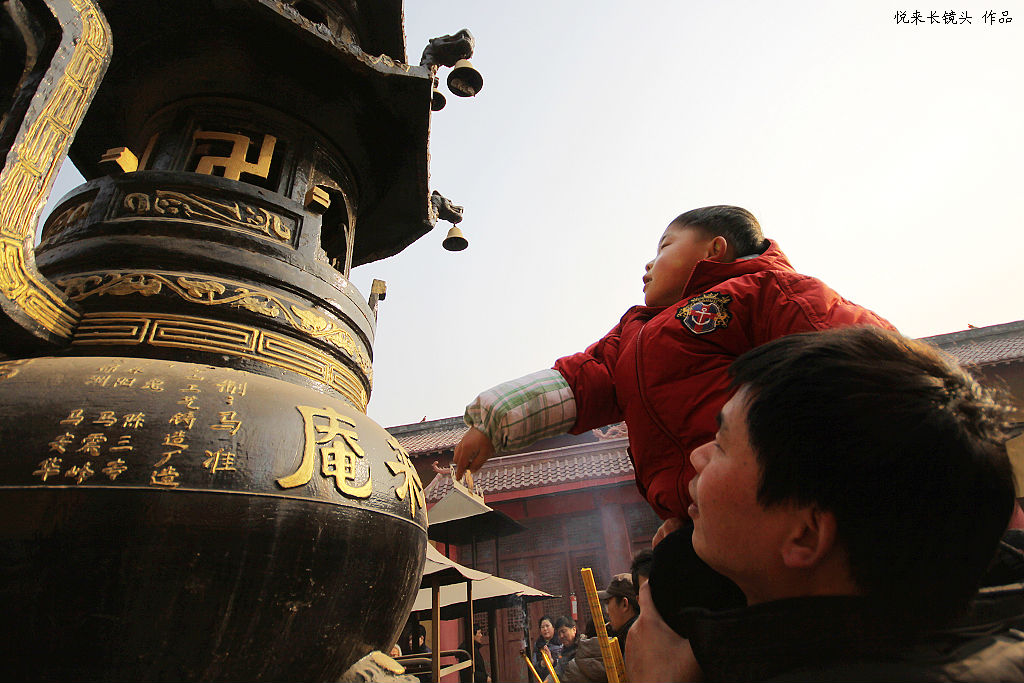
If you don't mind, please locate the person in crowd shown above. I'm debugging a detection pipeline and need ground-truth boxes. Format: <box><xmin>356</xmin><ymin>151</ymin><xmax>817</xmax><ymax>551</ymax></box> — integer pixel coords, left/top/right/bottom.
<box><xmin>532</xmin><ymin>615</ymin><xmax>562</xmax><ymax>679</ymax></box>
<box><xmin>406</xmin><ymin>623</ymin><xmax>431</xmax><ymax>683</ymax></box>
<box><xmin>598</xmin><ymin>574</ymin><xmax>639</xmax><ymax>656</ymax></box>
<box><xmin>552</xmin><ymin>615</ymin><xmax>582</xmax><ymax>675</ymax></box>
<box><xmin>630</xmin><ymin>549</ymin><xmax>653</xmax><ymax>591</ymax></box>
<box><xmin>626</xmin><ymin>326</ymin><xmax>1024</xmax><ymax>682</ymax></box>
<box><xmin>458</xmin><ymin>626</ymin><xmax>490</xmax><ymax>683</ymax></box>
<box><xmin>453</xmin><ymin>205</ymin><xmax>892</xmax><ymax>542</ymax></box>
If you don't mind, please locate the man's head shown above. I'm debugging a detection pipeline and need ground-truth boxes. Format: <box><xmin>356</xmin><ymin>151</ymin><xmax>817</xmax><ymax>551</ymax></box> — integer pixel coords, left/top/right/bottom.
<box><xmin>599</xmin><ymin>574</ymin><xmax>640</xmax><ymax>631</ymax></box>
<box><xmin>631</xmin><ymin>548</ymin><xmax>654</xmax><ymax>590</ymax></box>
<box><xmin>688</xmin><ymin>326</ymin><xmax>1016</xmax><ymax>623</ymax></box>
<box><xmin>473</xmin><ymin>627</ymin><xmax>485</xmax><ymax>645</ymax></box>
<box><xmin>643</xmin><ymin>205</ymin><xmax>766</xmax><ymax>307</ymax></box>
<box><xmin>553</xmin><ymin>616</ymin><xmax>577</xmax><ymax>645</ymax></box>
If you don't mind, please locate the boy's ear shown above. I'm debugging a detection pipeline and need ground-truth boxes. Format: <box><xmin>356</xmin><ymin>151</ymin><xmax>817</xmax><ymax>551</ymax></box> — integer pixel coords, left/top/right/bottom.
<box><xmin>781</xmin><ymin>506</ymin><xmax>838</xmax><ymax>569</ymax></box>
<box><xmin>708</xmin><ymin>235</ymin><xmax>730</xmax><ymax>261</ymax></box>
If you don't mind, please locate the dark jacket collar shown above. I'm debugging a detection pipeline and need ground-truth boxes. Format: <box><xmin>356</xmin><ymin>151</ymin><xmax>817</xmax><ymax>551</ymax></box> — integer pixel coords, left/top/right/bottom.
<box><xmin>684</xmin><ymin>588</ymin><xmax>1024</xmax><ymax>683</ymax></box>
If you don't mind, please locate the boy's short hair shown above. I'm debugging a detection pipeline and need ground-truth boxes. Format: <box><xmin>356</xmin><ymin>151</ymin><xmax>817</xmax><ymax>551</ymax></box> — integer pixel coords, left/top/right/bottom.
<box><xmin>672</xmin><ymin>205</ymin><xmax>766</xmax><ymax>258</ymax></box>
<box><xmin>729</xmin><ymin>326</ymin><xmax>1016</xmax><ymax>623</ymax></box>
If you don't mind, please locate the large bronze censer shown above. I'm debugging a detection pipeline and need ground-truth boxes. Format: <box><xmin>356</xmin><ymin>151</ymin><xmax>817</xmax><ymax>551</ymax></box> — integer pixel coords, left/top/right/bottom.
<box><xmin>0</xmin><ymin>0</ymin><xmax>478</xmax><ymax>679</ymax></box>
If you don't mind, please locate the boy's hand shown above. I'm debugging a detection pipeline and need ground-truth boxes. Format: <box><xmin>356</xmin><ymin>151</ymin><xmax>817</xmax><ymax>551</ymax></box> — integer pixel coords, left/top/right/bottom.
<box><xmin>652</xmin><ymin>516</ymin><xmax>685</xmax><ymax>548</ymax></box>
<box><xmin>454</xmin><ymin>427</ymin><xmax>494</xmax><ymax>480</ymax></box>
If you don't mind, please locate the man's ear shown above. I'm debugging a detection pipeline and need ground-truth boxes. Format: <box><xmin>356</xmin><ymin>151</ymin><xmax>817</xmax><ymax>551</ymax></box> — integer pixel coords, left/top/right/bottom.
<box><xmin>708</xmin><ymin>235</ymin><xmax>730</xmax><ymax>261</ymax></box>
<box><xmin>781</xmin><ymin>506</ymin><xmax>838</xmax><ymax>569</ymax></box>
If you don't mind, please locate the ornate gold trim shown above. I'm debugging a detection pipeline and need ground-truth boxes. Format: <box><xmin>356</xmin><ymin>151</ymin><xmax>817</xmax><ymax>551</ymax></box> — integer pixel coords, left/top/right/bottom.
<box><xmin>73</xmin><ymin>311</ymin><xmax>369</xmax><ymax>411</ymax></box>
<box><xmin>56</xmin><ymin>270</ymin><xmax>373</xmax><ymax>380</ymax></box>
<box><xmin>0</xmin><ymin>0</ymin><xmax>112</xmax><ymax>338</ymax></box>
<box><xmin>114</xmin><ymin>190</ymin><xmax>294</xmax><ymax>245</ymax></box>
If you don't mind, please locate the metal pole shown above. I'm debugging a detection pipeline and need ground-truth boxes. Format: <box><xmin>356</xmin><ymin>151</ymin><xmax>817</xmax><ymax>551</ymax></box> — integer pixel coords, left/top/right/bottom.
<box><xmin>468</xmin><ymin>578</ymin><xmax>475</xmax><ymax>682</ymax></box>
<box><xmin>432</xmin><ymin>578</ymin><xmax>441</xmax><ymax>683</ymax></box>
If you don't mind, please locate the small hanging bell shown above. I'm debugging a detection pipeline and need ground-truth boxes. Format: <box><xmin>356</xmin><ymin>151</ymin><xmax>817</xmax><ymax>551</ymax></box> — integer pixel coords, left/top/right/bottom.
<box><xmin>442</xmin><ymin>226</ymin><xmax>468</xmax><ymax>251</ymax></box>
<box><xmin>431</xmin><ymin>87</ymin><xmax>447</xmax><ymax>111</ymax></box>
<box><xmin>447</xmin><ymin>59</ymin><xmax>483</xmax><ymax>97</ymax></box>
<box><xmin>430</xmin><ymin>76</ymin><xmax>446</xmax><ymax>111</ymax></box>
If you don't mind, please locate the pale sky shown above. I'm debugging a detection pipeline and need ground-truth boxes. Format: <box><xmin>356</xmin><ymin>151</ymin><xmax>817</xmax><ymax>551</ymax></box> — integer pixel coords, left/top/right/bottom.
<box><xmin>43</xmin><ymin>1</ymin><xmax>1023</xmax><ymax>429</ymax></box>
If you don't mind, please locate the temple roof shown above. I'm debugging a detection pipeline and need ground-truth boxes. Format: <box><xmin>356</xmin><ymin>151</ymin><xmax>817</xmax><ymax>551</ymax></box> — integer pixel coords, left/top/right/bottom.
<box><xmin>422</xmin><ymin>438</ymin><xmax>633</xmax><ymax>503</ymax></box>
<box><xmin>922</xmin><ymin>319</ymin><xmax>1024</xmax><ymax>366</ymax></box>
<box><xmin>388</xmin><ymin>416</ymin><xmax>469</xmax><ymax>455</ymax></box>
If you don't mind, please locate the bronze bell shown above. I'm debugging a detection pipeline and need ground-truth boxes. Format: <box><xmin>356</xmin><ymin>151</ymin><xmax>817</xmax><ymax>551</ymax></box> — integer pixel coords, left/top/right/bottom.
<box><xmin>431</xmin><ymin>76</ymin><xmax>446</xmax><ymax>111</ymax></box>
<box><xmin>442</xmin><ymin>226</ymin><xmax>468</xmax><ymax>251</ymax></box>
<box><xmin>431</xmin><ymin>87</ymin><xmax>446</xmax><ymax>111</ymax></box>
<box><xmin>447</xmin><ymin>59</ymin><xmax>483</xmax><ymax>97</ymax></box>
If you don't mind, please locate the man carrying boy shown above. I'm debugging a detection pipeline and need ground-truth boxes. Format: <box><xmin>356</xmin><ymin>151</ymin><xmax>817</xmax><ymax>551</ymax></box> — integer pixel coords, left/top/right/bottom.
<box><xmin>454</xmin><ymin>205</ymin><xmax>892</xmax><ymax>527</ymax></box>
<box><xmin>627</xmin><ymin>326</ymin><xmax>1024</xmax><ymax>681</ymax></box>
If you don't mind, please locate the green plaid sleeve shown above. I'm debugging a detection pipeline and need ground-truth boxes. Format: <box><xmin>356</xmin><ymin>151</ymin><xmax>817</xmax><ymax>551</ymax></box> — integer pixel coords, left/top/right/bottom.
<box><xmin>464</xmin><ymin>369</ymin><xmax>577</xmax><ymax>453</ymax></box>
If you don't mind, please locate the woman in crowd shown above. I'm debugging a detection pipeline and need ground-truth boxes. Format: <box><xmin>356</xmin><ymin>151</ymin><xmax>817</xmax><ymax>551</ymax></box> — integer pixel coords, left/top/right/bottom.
<box><xmin>532</xmin><ymin>615</ymin><xmax>562</xmax><ymax>678</ymax></box>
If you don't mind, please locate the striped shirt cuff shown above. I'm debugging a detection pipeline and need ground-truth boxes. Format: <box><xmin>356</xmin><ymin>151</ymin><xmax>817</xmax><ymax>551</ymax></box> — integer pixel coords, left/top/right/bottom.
<box><xmin>464</xmin><ymin>369</ymin><xmax>577</xmax><ymax>453</ymax></box>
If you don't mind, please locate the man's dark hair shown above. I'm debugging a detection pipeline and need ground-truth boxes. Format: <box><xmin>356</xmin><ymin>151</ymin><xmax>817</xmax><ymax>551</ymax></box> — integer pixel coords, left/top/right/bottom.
<box><xmin>729</xmin><ymin>325</ymin><xmax>1016</xmax><ymax>623</ymax></box>
<box><xmin>672</xmin><ymin>205</ymin><xmax>766</xmax><ymax>258</ymax></box>
<box><xmin>630</xmin><ymin>548</ymin><xmax>653</xmax><ymax>590</ymax></box>
<box><xmin>554</xmin><ymin>615</ymin><xmax>575</xmax><ymax>630</ymax></box>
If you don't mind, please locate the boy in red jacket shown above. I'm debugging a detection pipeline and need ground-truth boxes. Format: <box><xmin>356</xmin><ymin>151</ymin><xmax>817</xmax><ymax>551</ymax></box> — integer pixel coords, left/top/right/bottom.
<box><xmin>454</xmin><ymin>205</ymin><xmax>892</xmax><ymax>534</ymax></box>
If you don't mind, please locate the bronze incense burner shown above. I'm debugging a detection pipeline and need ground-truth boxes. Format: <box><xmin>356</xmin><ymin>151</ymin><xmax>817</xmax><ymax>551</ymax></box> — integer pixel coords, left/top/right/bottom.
<box><xmin>0</xmin><ymin>0</ymin><xmax>475</xmax><ymax>679</ymax></box>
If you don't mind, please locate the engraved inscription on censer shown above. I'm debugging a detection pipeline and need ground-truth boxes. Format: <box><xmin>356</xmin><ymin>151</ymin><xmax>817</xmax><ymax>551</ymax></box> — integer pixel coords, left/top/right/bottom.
<box><xmin>277</xmin><ymin>406</ymin><xmax>426</xmax><ymax>519</ymax></box>
<box><xmin>278</xmin><ymin>405</ymin><xmax>372</xmax><ymax>498</ymax></box>
<box><xmin>117</xmin><ymin>190</ymin><xmax>294</xmax><ymax>244</ymax></box>
<box><xmin>29</xmin><ymin>360</ymin><xmax>245</xmax><ymax>490</ymax></box>
<box><xmin>385</xmin><ymin>436</ymin><xmax>426</xmax><ymax>518</ymax></box>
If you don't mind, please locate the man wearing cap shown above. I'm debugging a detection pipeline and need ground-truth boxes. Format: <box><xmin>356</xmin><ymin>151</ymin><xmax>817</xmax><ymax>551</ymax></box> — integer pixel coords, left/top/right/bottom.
<box><xmin>598</xmin><ymin>574</ymin><xmax>639</xmax><ymax>656</ymax></box>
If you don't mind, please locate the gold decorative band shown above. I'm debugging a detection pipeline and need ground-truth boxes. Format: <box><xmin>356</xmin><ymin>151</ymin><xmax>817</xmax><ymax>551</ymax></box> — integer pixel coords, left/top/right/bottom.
<box><xmin>111</xmin><ymin>189</ymin><xmax>296</xmax><ymax>246</ymax></box>
<box><xmin>74</xmin><ymin>312</ymin><xmax>369</xmax><ymax>411</ymax></box>
<box><xmin>56</xmin><ymin>270</ymin><xmax>373</xmax><ymax>382</ymax></box>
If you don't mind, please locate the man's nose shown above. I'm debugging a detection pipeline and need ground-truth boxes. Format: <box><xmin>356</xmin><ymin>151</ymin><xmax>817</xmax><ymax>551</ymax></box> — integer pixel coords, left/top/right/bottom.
<box><xmin>690</xmin><ymin>442</ymin><xmax>712</xmax><ymax>472</ymax></box>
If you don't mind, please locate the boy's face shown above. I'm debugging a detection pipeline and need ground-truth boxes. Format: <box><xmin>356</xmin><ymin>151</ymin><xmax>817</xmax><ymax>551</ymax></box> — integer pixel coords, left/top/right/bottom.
<box><xmin>642</xmin><ymin>222</ymin><xmax>718</xmax><ymax>307</ymax></box>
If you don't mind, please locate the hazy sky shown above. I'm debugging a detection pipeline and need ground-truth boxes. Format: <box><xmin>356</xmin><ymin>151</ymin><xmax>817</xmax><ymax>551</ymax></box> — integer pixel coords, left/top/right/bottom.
<box><xmin>44</xmin><ymin>1</ymin><xmax>1023</xmax><ymax>428</ymax></box>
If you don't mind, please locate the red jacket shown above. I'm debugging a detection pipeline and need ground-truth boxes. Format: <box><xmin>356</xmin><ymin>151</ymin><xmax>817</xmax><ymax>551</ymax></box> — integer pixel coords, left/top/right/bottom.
<box><xmin>553</xmin><ymin>241</ymin><xmax>893</xmax><ymax>519</ymax></box>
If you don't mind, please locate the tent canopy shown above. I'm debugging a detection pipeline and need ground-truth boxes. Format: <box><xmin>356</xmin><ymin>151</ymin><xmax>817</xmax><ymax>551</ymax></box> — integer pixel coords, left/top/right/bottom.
<box><xmin>426</xmin><ymin>479</ymin><xmax>525</xmax><ymax>545</ymax></box>
<box><xmin>412</xmin><ymin>571</ymin><xmax>553</xmax><ymax>621</ymax></box>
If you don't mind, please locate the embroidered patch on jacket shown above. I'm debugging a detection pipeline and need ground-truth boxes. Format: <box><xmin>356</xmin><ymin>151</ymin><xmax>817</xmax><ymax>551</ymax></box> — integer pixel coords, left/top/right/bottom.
<box><xmin>676</xmin><ymin>292</ymin><xmax>733</xmax><ymax>335</ymax></box>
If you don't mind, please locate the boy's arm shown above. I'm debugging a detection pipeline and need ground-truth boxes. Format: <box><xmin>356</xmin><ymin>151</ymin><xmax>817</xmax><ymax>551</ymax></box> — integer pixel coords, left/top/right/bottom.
<box><xmin>454</xmin><ymin>316</ymin><xmax>630</xmax><ymax>480</ymax></box>
<box><xmin>454</xmin><ymin>369</ymin><xmax>577</xmax><ymax>479</ymax></box>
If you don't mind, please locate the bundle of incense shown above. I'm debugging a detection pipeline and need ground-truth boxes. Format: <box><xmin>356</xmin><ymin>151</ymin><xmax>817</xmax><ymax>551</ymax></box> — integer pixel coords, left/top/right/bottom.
<box><xmin>540</xmin><ymin>647</ymin><xmax>561</xmax><ymax>683</ymax></box>
<box><xmin>580</xmin><ymin>567</ymin><xmax>628</xmax><ymax>683</ymax></box>
<box><xmin>521</xmin><ymin>650</ymin><xmax>544</xmax><ymax>683</ymax></box>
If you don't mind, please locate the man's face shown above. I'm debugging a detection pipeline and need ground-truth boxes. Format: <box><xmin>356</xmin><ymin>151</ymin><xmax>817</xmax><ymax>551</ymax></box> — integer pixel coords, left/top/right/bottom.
<box><xmin>603</xmin><ymin>595</ymin><xmax>633</xmax><ymax>631</ymax></box>
<box><xmin>642</xmin><ymin>223</ymin><xmax>716</xmax><ymax>307</ymax></box>
<box><xmin>687</xmin><ymin>388</ymin><xmax>801</xmax><ymax>603</ymax></box>
<box><xmin>557</xmin><ymin>625</ymin><xmax>576</xmax><ymax>645</ymax></box>
<box><xmin>473</xmin><ymin>629</ymin><xmax>485</xmax><ymax>645</ymax></box>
